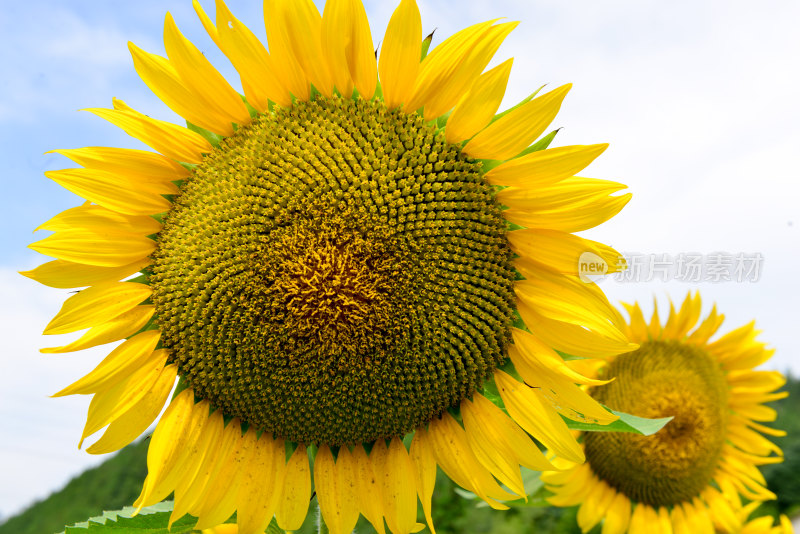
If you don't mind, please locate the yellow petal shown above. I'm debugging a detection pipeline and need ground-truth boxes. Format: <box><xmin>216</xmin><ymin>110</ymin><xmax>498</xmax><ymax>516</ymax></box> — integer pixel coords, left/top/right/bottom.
<box><xmin>86</xmin><ymin>103</ymin><xmax>211</xmax><ymax>164</ymax></box>
<box><xmin>193</xmin><ymin>423</ymin><xmax>252</xmax><ymax>530</ymax></box>
<box><xmin>20</xmin><ymin>258</ymin><xmax>149</xmax><ymax>289</ymax></box>
<box><xmin>276</xmin><ymin>445</ymin><xmax>312</xmax><ymax>532</ymax></box>
<box><xmin>421</xmin><ymin>21</ymin><xmax>517</xmax><ymax>121</ymax></box>
<box><xmin>602</xmin><ymin>492</ymin><xmax>631</xmax><ymax>534</ymax></box>
<box><xmin>509</xmin><ymin>228</ymin><xmax>623</xmax><ymax>277</ymax></box>
<box><xmin>464</xmin><ymin>84</ymin><xmax>571</xmax><ymax>161</ymax></box>
<box><xmin>577</xmin><ymin>480</ymin><xmax>615</xmax><ymax>533</ymax></box>
<box><xmin>378</xmin><ymin>0</ymin><xmax>422</xmax><ymax>109</ymax></box>
<box><xmin>264</xmin><ymin>0</ymin><xmax>310</xmax><ymax>100</ymax></box>
<box><xmin>279</xmin><ymin>0</ymin><xmax>334</xmax><ymax>97</ymax></box>
<box><xmin>379</xmin><ymin>438</ymin><xmax>418</xmax><ymax>534</ymax></box>
<box><xmin>352</xmin><ymin>444</ymin><xmax>386</xmax><ymax>534</ymax></box>
<box><xmin>42</xmin><ymin>305</ymin><xmax>155</xmax><ymax>353</ymax></box>
<box><xmin>135</xmin><ymin>394</ymin><xmax>212</xmax><ymax>511</ymax></box>
<box><xmin>163</xmin><ymin>13</ymin><xmax>251</xmax><ymax>129</ymax></box>
<box><xmin>494</xmin><ymin>369</ymin><xmax>584</xmax><ymax>463</ymax></box>
<box><xmin>497</xmin><ymin>176</ymin><xmax>625</xmax><ymax>213</ymax></box>
<box><xmin>44</xmin><ymin>168</ymin><xmax>174</xmax><ymax>216</ymax></box>
<box><xmin>170</xmin><ymin>410</ymin><xmax>226</xmax><ymax>527</ymax></box>
<box><xmin>405</xmin><ymin>20</ymin><xmax>496</xmax><ymax>115</ymax></box>
<box><xmin>203</xmin><ymin>0</ymin><xmax>292</xmax><ymax>110</ymax></box>
<box><xmin>182</xmin><ymin>417</ymin><xmax>242</xmax><ymax>518</ymax></box>
<box><xmin>85</xmin><ymin>363</ymin><xmax>176</xmax><ymax>454</ymax></box>
<box><xmin>36</xmin><ymin>204</ymin><xmax>162</xmax><ymax>235</ymax></box>
<box><xmin>460</xmin><ymin>395</ymin><xmax>533</xmax><ymax>495</ymax></box>
<box><xmin>484</xmin><ymin>144</ymin><xmax>608</xmax><ymax>187</ymax></box>
<box><xmin>44</xmin><ymin>282</ymin><xmax>152</xmax><ymax>335</ymax></box>
<box><xmin>48</xmin><ymin>147</ymin><xmax>189</xmax><ymax>182</ymax></box>
<box><xmin>80</xmin><ymin>350</ymin><xmax>170</xmax><ymax>444</ymax></box>
<box><xmin>425</xmin><ymin>412</ymin><xmax>516</xmax><ymax>508</ymax></box>
<box><xmin>236</xmin><ymin>433</ymin><xmax>285</xmax><ymax>534</ymax></box>
<box><xmin>503</xmin><ymin>190</ymin><xmax>632</xmax><ymax>233</ymax></box>
<box><xmin>31</xmin><ymin>228</ymin><xmax>155</xmax><ymax>267</ymax></box>
<box><xmin>53</xmin><ymin>332</ymin><xmax>162</xmax><ymax>397</ymax></box>
<box><xmin>129</xmin><ymin>42</ymin><xmax>234</xmax><ymax>135</ymax></box>
<box><xmin>463</xmin><ymin>392</ymin><xmax>555</xmax><ymax>475</ymax></box>
<box><xmin>322</xmin><ymin>0</ymin><xmax>376</xmax><ymax>98</ymax></box>
<box><xmin>446</xmin><ymin>58</ymin><xmax>513</xmax><ymax>144</ymax></box>
<box><xmin>314</xmin><ymin>445</ymin><xmax>360</xmax><ymax>534</ymax></box>
<box><xmin>409</xmin><ymin>430</ymin><xmax>437</xmax><ymax>534</ymax></box>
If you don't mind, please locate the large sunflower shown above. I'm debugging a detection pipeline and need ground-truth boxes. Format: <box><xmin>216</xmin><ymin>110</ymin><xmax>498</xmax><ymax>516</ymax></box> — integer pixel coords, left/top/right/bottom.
<box><xmin>24</xmin><ymin>1</ymin><xmax>635</xmax><ymax>532</ymax></box>
<box><xmin>543</xmin><ymin>293</ymin><xmax>787</xmax><ymax>534</ymax></box>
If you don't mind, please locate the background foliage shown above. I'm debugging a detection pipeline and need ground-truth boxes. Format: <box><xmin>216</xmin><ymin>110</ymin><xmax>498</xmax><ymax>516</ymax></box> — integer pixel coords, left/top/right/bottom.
<box><xmin>2</xmin><ymin>375</ymin><xmax>796</xmax><ymax>534</ymax></box>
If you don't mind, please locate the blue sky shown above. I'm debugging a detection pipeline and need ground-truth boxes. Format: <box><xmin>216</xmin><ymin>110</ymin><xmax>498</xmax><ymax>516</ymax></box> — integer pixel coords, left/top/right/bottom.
<box><xmin>1</xmin><ymin>0</ymin><xmax>799</xmax><ymax>520</ymax></box>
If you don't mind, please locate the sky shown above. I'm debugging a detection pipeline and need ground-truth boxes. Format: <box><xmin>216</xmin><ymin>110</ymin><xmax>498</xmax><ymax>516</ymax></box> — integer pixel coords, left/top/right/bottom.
<box><xmin>1</xmin><ymin>0</ymin><xmax>799</xmax><ymax>521</ymax></box>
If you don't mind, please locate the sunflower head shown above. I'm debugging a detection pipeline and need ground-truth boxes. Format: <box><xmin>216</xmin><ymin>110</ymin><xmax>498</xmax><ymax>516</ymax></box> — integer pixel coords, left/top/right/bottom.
<box><xmin>25</xmin><ymin>0</ymin><xmax>635</xmax><ymax>532</ymax></box>
<box><xmin>543</xmin><ymin>292</ymin><xmax>788</xmax><ymax>534</ymax></box>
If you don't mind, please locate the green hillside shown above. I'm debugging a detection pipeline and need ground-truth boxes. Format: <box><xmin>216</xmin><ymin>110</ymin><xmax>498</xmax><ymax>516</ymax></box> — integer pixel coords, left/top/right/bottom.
<box><xmin>3</xmin><ymin>375</ymin><xmax>797</xmax><ymax>534</ymax></box>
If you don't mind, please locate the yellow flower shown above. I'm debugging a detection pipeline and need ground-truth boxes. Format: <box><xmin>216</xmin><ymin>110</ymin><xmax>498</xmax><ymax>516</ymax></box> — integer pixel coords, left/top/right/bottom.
<box><xmin>543</xmin><ymin>292</ymin><xmax>787</xmax><ymax>534</ymax></box>
<box><xmin>730</xmin><ymin>500</ymin><xmax>795</xmax><ymax>534</ymax></box>
<box><xmin>24</xmin><ymin>1</ymin><xmax>634</xmax><ymax>533</ymax></box>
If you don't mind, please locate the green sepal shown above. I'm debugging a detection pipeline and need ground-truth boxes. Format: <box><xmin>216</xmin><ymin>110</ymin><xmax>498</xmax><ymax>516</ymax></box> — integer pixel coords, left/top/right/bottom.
<box><xmin>178</xmin><ymin>162</ymin><xmax>198</xmax><ymax>172</ymax></box>
<box><xmin>420</xmin><ymin>30</ymin><xmax>435</xmax><ymax>60</ymax></box>
<box><xmin>564</xmin><ymin>410</ymin><xmax>673</xmax><ymax>436</ymax></box>
<box><xmin>240</xmin><ymin>93</ymin><xmax>259</xmax><ymax>118</ymax></box>
<box><xmin>171</xmin><ymin>375</ymin><xmax>190</xmax><ymax>401</ymax></box>
<box><xmin>516</xmin><ymin>128</ymin><xmax>561</xmax><ymax>158</ymax></box>
<box><xmin>185</xmin><ymin>120</ymin><xmax>224</xmax><ymax>148</ymax></box>
<box><xmin>488</xmin><ymin>84</ymin><xmax>546</xmax><ymax>125</ymax></box>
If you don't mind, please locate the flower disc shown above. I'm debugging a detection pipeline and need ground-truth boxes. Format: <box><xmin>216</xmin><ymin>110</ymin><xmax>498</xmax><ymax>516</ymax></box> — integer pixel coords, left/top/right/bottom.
<box><xmin>150</xmin><ymin>96</ymin><xmax>516</xmax><ymax>445</ymax></box>
<box><xmin>583</xmin><ymin>339</ymin><xmax>729</xmax><ymax>506</ymax></box>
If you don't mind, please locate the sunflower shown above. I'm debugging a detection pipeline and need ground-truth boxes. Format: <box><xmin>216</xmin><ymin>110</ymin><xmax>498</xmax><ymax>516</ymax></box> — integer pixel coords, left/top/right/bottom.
<box><xmin>543</xmin><ymin>293</ymin><xmax>788</xmax><ymax>534</ymax></box>
<box><xmin>24</xmin><ymin>0</ymin><xmax>635</xmax><ymax>532</ymax></box>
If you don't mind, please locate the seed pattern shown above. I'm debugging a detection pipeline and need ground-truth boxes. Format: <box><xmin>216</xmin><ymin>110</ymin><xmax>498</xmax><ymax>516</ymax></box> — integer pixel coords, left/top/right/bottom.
<box><xmin>150</xmin><ymin>96</ymin><xmax>516</xmax><ymax>445</ymax></box>
<box><xmin>584</xmin><ymin>340</ymin><xmax>729</xmax><ymax>506</ymax></box>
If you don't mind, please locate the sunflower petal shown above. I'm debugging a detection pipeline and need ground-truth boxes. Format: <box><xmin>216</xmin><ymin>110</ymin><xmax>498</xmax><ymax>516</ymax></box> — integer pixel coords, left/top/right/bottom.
<box><xmin>379</xmin><ymin>438</ymin><xmax>418</xmax><ymax>534</ymax></box>
<box><xmin>276</xmin><ymin>445</ymin><xmax>312</xmax><ymax>532</ymax></box>
<box><xmin>36</xmin><ymin>204</ymin><xmax>162</xmax><ymax>235</ymax></box>
<box><xmin>129</xmin><ymin>41</ymin><xmax>233</xmax><ymax>135</ymax></box>
<box><xmin>315</xmin><ymin>445</ymin><xmax>360</xmax><ymax>534</ymax></box>
<box><xmin>48</xmin><ymin>147</ymin><xmax>189</xmax><ymax>182</ymax></box>
<box><xmin>379</xmin><ymin>0</ymin><xmax>422</xmax><ymax>109</ymax></box>
<box><xmin>237</xmin><ymin>433</ymin><xmax>286</xmax><ymax>534</ymax></box>
<box><xmin>20</xmin><ymin>258</ymin><xmax>149</xmax><ymax>289</ymax></box>
<box><xmin>31</xmin><ymin>228</ymin><xmax>155</xmax><ymax>267</ymax></box>
<box><xmin>322</xmin><ymin>0</ymin><xmax>376</xmax><ymax>99</ymax></box>
<box><xmin>86</xmin><ymin>102</ymin><xmax>211</xmax><ymax>164</ymax></box>
<box><xmin>353</xmin><ymin>444</ymin><xmax>386</xmax><ymax>534</ymax></box>
<box><xmin>494</xmin><ymin>369</ymin><xmax>584</xmax><ymax>462</ymax></box>
<box><xmin>425</xmin><ymin>412</ymin><xmax>516</xmax><ymax>508</ymax></box>
<box><xmin>484</xmin><ymin>143</ymin><xmax>608</xmax><ymax>186</ymax></box>
<box><xmin>84</xmin><ymin>363</ymin><xmax>176</xmax><ymax>455</ymax></box>
<box><xmin>44</xmin><ymin>168</ymin><xmax>173</xmax><ymax>217</ymax></box>
<box><xmin>42</xmin><ymin>305</ymin><xmax>155</xmax><ymax>353</ymax></box>
<box><xmin>508</xmin><ymin>228</ymin><xmax>623</xmax><ymax>277</ymax></box>
<box><xmin>464</xmin><ymin>84</ymin><xmax>571</xmax><ymax>160</ymax></box>
<box><xmin>503</xmin><ymin>191</ymin><xmax>632</xmax><ymax>233</ymax></box>
<box><xmin>163</xmin><ymin>13</ymin><xmax>251</xmax><ymax>128</ymax></box>
<box><xmin>53</xmin><ymin>333</ymin><xmax>162</xmax><ymax>397</ymax></box>
<box><xmin>279</xmin><ymin>0</ymin><xmax>334</xmax><ymax>97</ymax></box>
<box><xmin>409</xmin><ymin>430</ymin><xmax>437</xmax><ymax>534</ymax></box>
<box><xmin>264</xmin><ymin>0</ymin><xmax>311</xmax><ymax>100</ymax></box>
<box><xmin>446</xmin><ymin>58</ymin><xmax>513</xmax><ymax>144</ymax></box>
<box><xmin>44</xmin><ymin>282</ymin><xmax>152</xmax><ymax>335</ymax></box>
<box><xmin>195</xmin><ymin>0</ymin><xmax>291</xmax><ymax>110</ymax></box>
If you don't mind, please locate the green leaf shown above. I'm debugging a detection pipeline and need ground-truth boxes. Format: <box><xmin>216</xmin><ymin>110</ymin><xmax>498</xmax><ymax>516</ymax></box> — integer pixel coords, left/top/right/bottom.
<box><xmin>564</xmin><ymin>410</ymin><xmax>673</xmax><ymax>436</ymax></box>
<box><xmin>62</xmin><ymin>502</ymin><xmax>288</xmax><ymax>534</ymax></box>
<box><xmin>63</xmin><ymin>502</ymin><xmax>199</xmax><ymax>534</ymax></box>
<box><xmin>185</xmin><ymin>121</ymin><xmax>224</xmax><ymax>148</ymax></box>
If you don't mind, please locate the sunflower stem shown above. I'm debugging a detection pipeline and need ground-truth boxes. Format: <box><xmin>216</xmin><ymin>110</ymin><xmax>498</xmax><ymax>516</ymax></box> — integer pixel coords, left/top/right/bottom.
<box><xmin>316</xmin><ymin>501</ymin><xmax>329</xmax><ymax>534</ymax></box>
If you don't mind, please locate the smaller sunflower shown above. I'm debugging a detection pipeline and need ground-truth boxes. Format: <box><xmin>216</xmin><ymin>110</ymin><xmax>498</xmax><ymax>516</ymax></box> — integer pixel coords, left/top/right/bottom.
<box><xmin>728</xmin><ymin>499</ymin><xmax>795</xmax><ymax>534</ymax></box>
<box><xmin>543</xmin><ymin>292</ymin><xmax>788</xmax><ymax>534</ymax></box>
